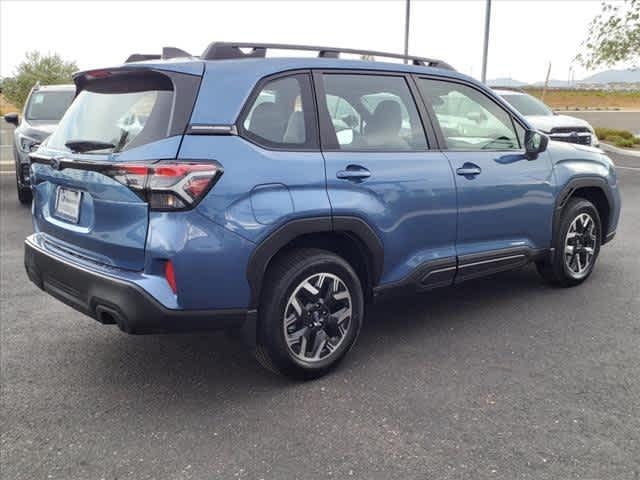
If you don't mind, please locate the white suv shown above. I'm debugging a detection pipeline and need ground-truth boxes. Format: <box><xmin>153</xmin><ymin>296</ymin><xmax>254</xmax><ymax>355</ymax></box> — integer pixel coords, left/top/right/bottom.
<box><xmin>494</xmin><ymin>88</ymin><xmax>598</xmax><ymax>147</ymax></box>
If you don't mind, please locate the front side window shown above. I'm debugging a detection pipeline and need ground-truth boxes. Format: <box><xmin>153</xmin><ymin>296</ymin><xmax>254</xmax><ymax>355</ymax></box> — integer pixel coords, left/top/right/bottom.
<box><xmin>242</xmin><ymin>74</ymin><xmax>315</xmax><ymax>148</ymax></box>
<box><xmin>418</xmin><ymin>79</ymin><xmax>522</xmax><ymax>151</ymax></box>
<box><xmin>26</xmin><ymin>90</ymin><xmax>75</xmax><ymax>121</ymax></box>
<box><xmin>320</xmin><ymin>74</ymin><xmax>427</xmax><ymax>151</ymax></box>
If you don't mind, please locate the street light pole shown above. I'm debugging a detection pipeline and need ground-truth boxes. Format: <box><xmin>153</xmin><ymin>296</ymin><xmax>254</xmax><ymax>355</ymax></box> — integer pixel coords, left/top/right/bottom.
<box><xmin>404</xmin><ymin>0</ymin><xmax>410</xmax><ymax>64</ymax></box>
<box><xmin>481</xmin><ymin>0</ymin><xmax>492</xmax><ymax>83</ymax></box>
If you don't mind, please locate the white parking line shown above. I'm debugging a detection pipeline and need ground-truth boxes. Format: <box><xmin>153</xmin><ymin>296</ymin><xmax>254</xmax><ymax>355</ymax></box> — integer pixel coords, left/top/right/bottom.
<box><xmin>0</xmin><ymin>171</ymin><xmax>15</xmax><ymax>175</ymax></box>
<box><xmin>616</xmin><ymin>165</ymin><xmax>640</xmax><ymax>171</ymax></box>
<box><xmin>0</xmin><ymin>160</ymin><xmax>15</xmax><ymax>165</ymax></box>
<box><xmin>1</xmin><ymin>145</ymin><xmax>13</xmax><ymax>148</ymax></box>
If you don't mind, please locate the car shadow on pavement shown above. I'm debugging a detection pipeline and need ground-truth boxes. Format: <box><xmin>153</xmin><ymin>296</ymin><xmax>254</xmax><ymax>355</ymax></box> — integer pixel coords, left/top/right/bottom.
<box><xmin>86</xmin><ymin>265</ymin><xmax>552</xmax><ymax>396</ymax></box>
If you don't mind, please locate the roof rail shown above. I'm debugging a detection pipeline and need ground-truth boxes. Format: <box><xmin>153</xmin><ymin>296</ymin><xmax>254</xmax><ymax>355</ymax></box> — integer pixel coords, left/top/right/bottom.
<box><xmin>200</xmin><ymin>42</ymin><xmax>455</xmax><ymax>70</ymax></box>
<box><xmin>124</xmin><ymin>47</ymin><xmax>193</xmax><ymax>63</ymax></box>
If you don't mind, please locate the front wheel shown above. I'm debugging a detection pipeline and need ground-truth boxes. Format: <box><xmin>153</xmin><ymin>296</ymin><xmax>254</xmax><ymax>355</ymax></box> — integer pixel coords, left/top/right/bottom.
<box><xmin>255</xmin><ymin>248</ymin><xmax>364</xmax><ymax>379</ymax></box>
<box><xmin>536</xmin><ymin>198</ymin><xmax>602</xmax><ymax>287</ymax></box>
<box><xmin>16</xmin><ymin>170</ymin><xmax>32</xmax><ymax>205</ymax></box>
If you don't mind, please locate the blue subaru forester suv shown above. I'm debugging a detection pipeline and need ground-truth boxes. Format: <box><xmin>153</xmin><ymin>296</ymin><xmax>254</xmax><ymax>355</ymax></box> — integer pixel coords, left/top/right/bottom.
<box><xmin>24</xmin><ymin>43</ymin><xmax>621</xmax><ymax>379</ymax></box>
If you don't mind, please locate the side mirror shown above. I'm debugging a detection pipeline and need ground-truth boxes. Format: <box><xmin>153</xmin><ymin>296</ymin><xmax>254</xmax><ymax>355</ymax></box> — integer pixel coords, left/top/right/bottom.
<box><xmin>525</xmin><ymin>129</ymin><xmax>549</xmax><ymax>160</ymax></box>
<box><xmin>4</xmin><ymin>112</ymin><xmax>19</xmax><ymax>126</ymax></box>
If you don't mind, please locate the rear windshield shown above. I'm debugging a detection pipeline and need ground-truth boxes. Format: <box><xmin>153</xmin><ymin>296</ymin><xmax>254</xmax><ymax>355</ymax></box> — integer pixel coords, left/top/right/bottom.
<box><xmin>47</xmin><ymin>72</ymin><xmax>175</xmax><ymax>154</ymax></box>
<box><xmin>26</xmin><ymin>90</ymin><xmax>74</xmax><ymax>121</ymax></box>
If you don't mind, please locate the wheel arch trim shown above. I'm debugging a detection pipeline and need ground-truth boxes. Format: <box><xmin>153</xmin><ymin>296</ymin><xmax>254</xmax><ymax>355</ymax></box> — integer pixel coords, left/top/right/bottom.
<box><xmin>246</xmin><ymin>216</ymin><xmax>384</xmax><ymax>309</ymax></box>
<box><xmin>553</xmin><ymin>176</ymin><xmax>613</xmax><ymax>244</ymax></box>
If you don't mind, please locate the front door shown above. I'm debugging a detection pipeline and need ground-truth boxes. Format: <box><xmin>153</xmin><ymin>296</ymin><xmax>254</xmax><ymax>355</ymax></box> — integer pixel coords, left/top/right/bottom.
<box><xmin>416</xmin><ymin>78</ymin><xmax>555</xmax><ymax>281</ymax></box>
<box><xmin>314</xmin><ymin>71</ymin><xmax>458</xmax><ymax>288</ymax></box>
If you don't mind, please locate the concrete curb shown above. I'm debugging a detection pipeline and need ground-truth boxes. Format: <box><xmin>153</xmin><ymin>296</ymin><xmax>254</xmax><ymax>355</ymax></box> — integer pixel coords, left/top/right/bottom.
<box><xmin>600</xmin><ymin>143</ymin><xmax>640</xmax><ymax>158</ymax></box>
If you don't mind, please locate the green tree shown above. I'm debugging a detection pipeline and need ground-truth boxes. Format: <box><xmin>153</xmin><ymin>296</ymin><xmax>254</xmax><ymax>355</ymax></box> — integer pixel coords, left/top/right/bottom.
<box><xmin>576</xmin><ymin>0</ymin><xmax>640</xmax><ymax>69</ymax></box>
<box><xmin>2</xmin><ymin>51</ymin><xmax>77</xmax><ymax>108</ymax></box>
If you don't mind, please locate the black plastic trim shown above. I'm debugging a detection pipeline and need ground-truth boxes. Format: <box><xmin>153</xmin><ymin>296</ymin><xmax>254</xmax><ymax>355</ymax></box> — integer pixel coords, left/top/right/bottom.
<box><xmin>24</xmin><ymin>237</ymin><xmax>249</xmax><ymax>335</ymax></box>
<box><xmin>552</xmin><ymin>176</ymin><xmax>614</xmax><ymax>243</ymax></box>
<box><xmin>455</xmin><ymin>246</ymin><xmax>536</xmax><ymax>283</ymax></box>
<box><xmin>246</xmin><ymin>216</ymin><xmax>384</xmax><ymax>308</ymax></box>
<box><xmin>604</xmin><ymin>230</ymin><xmax>616</xmax><ymax>244</ymax></box>
<box><xmin>201</xmin><ymin>42</ymin><xmax>455</xmax><ymax>70</ymax></box>
<box><xmin>372</xmin><ymin>257</ymin><xmax>456</xmax><ymax>300</ymax></box>
<box><xmin>373</xmin><ymin>246</ymin><xmax>549</xmax><ymax>300</ymax></box>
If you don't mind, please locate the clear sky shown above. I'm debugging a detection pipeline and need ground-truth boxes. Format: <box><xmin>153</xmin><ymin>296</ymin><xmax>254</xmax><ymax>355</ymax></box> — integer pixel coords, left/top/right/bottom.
<box><xmin>0</xmin><ymin>0</ymin><xmax>634</xmax><ymax>83</ymax></box>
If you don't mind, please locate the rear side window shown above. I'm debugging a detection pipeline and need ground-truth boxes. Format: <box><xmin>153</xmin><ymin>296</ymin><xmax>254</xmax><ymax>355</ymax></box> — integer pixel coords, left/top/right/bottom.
<box><xmin>319</xmin><ymin>74</ymin><xmax>427</xmax><ymax>151</ymax></box>
<box><xmin>241</xmin><ymin>73</ymin><xmax>317</xmax><ymax>149</ymax></box>
<box><xmin>418</xmin><ymin>79</ymin><xmax>522</xmax><ymax>151</ymax></box>
<box><xmin>47</xmin><ymin>71</ymin><xmax>198</xmax><ymax>154</ymax></box>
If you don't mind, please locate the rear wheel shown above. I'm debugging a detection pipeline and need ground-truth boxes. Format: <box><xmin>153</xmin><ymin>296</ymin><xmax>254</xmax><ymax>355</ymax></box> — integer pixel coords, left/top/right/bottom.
<box><xmin>255</xmin><ymin>248</ymin><xmax>364</xmax><ymax>379</ymax></box>
<box><xmin>536</xmin><ymin>198</ymin><xmax>601</xmax><ymax>287</ymax></box>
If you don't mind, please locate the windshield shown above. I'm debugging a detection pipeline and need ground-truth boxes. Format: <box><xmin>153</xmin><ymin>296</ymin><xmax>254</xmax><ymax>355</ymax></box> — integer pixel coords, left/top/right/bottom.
<box><xmin>47</xmin><ymin>82</ymin><xmax>173</xmax><ymax>154</ymax></box>
<box><xmin>500</xmin><ymin>93</ymin><xmax>553</xmax><ymax>117</ymax></box>
<box><xmin>25</xmin><ymin>91</ymin><xmax>74</xmax><ymax>121</ymax></box>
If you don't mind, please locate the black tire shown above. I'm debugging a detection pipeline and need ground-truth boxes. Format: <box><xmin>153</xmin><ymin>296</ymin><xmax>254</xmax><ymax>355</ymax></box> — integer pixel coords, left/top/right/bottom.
<box><xmin>255</xmin><ymin>248</ymin><xmax>364</xmax><ymax>380</ymax></box>
<box><xmin>16</xmin><ymin>172</ymin><xmax>32</xmax><ymax>205</ymax></box>
<box><xmin>536</xmin><ymin>197</ymin><xmax>601</xmax><ymax>287</ymax></box>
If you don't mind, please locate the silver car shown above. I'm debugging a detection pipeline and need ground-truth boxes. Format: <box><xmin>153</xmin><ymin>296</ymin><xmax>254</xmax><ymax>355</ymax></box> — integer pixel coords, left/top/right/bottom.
<box><xmin>4</xmin><ymin>84</ymin><xmax>75</xmax><ymax>204</ymax></box>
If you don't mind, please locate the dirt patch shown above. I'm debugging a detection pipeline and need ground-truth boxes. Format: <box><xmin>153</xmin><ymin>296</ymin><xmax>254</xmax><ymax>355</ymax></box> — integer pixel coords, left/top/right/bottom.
<box><xmin>524</xmin><ymin>89</ymin><xmax>640</xmax><ymax>111</ymax></box>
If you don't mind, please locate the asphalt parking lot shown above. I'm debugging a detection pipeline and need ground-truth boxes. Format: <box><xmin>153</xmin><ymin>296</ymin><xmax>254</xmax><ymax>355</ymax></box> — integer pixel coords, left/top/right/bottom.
<box><xmin>568</xmin><ymin>110</ymin><xmax>640</xmax><ymax>136</ymax></box>
<box><xmin>1</xmin><ymin>122</ymin><xmax>639</xmax><ymax>479</ymax></box>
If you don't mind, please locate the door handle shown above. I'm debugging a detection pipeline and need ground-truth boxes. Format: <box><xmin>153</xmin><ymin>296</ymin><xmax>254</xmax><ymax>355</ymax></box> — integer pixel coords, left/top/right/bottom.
<box><xmin>336</xmin><ymin>165</ymin><xmax>371</xmax><ymax>182</ymax></box>
<box><xmin>456</xmin><ymin>163</ymin><xmax>482</xmax><ymax>177</ymax></box>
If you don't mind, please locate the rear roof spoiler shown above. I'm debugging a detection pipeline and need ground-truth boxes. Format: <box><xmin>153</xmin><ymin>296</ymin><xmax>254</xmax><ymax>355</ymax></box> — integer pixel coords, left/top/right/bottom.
<box><xmin>125</xmin><ymin>47</ymin><xmax>193</xmax><ymax>63</ymax></box>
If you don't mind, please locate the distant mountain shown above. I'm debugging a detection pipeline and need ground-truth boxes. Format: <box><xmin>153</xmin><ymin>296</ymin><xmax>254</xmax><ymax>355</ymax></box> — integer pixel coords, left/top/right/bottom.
<box><xmin>487</xmin><ymin>69</ymin><xmax>639</xmax><ymax>88</ymax></box>
<box><xmin>532</xmin><ymin>79</ymin><xmax>572</xmax><ymax>88</ymax></box>
<box><xmin>580</xmin><ymin>69</ymin><xmax>640</xmax><ymax>84</ymax></box>
<box><xmin>487</xmin><ymin>77</ymin><xmax>528</xmax><ymax>87</ymax></box>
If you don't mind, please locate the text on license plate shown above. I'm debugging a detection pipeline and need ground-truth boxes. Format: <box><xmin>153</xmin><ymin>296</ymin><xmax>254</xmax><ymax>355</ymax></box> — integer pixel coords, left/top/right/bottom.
<box><xmin>55</xmin><ymin>187</ymin><xmax>82</xmax><ymax>223</ymax></box>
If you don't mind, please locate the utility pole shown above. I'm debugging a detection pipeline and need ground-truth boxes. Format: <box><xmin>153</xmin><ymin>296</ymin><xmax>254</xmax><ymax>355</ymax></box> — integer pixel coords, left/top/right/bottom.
<box><xmin>404</xmin><ymin>0</ymin><xmax>410</xmax><ymax>64</ymax></box>
<box><xmin>542</xmin><ymin>62</ymin><xmax>552</xmax><ymax>102</ymax></box>
<box><xmin>481</xmin><ymin>0</ymin><xmax>492</xmax><ymax>83</ymax></box>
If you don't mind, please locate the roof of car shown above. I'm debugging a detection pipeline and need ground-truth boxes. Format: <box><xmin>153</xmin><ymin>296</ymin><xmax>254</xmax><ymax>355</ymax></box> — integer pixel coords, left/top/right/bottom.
<box><xmin>75</xmin><ymin>53</ymin><xmax>532</xmax><ymax>129</ymax></box>
<box><xmin>34</xmin><ymin>84</ymin><xmax>75</xmax><ymax>92</ymax></box>
<box><xmin>114</xmin><ymin>56</ymin><xmax>476</xmax><ymax>83</ymax></box>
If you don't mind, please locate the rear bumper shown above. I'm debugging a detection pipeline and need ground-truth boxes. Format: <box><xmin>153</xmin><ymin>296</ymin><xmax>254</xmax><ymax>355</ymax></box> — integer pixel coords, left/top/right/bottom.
<box><xmin>24</xmin><ymin>235</ymin><xmax>255</xmax><ymax>335</ymax></box>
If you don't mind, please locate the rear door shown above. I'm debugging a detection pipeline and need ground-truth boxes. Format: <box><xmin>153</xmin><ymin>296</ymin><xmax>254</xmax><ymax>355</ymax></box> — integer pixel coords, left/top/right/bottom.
<box><xmin>314</xmin><ymin>71</ymin><xmax>458</xmax><ymax>287</ymax></box>
<box><xmin>31</xmin><ymin>67</ymin><xmax>201</xmax><ymax>271</ymax></box>
<box><xmin>416</xmin><ymin>77</ymin><xmax>555</xmax><ymax>279</ymax></box>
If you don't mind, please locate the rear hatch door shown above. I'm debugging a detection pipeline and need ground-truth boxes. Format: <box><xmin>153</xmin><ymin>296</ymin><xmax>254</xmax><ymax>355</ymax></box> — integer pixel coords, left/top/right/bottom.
<box><xmin>31</xmin><ymin>66</ymin><xmax>202</xmax><ymax>271</ymax></box>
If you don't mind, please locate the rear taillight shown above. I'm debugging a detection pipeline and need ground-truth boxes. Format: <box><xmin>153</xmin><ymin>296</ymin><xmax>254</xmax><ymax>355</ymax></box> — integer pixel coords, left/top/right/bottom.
<box><xmin>105</xmin><ymin>161</ymin><xmax>222</xmax><ymax>210</ymax></box>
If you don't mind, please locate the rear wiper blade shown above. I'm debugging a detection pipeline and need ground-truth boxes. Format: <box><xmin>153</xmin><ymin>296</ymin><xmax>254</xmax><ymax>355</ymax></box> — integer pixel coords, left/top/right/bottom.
<box><xmin>65</xmin><ymin>140</ymin><xmax>115</xmax><ymax>153</ymax></box>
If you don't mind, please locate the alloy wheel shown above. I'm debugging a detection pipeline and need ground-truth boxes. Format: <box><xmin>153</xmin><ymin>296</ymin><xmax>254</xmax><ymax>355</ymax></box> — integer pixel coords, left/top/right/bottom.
<box><xmin>283</xmin><ymin>272</ymin><xmax>352</xmax><ymax>363</ymax></box>
<box><xmin>564</xmin><ymin>212</ymin><xmax>597</xmax><ymax>276</ymax></box>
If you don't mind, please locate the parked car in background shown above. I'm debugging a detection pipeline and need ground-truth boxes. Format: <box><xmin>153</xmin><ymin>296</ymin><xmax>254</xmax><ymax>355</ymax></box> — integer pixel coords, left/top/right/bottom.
<box><xmin>4</xmin><ymin>84</ymin><xmax>75</xmax><ymax>204</ymax></box>
<box><xmin>493</xmin><ymin>88</ymin><xmax>598</xmax><ymax>147</ymax></box>
<box><xmin>24</xmin><ymin>43</ymin><xmax>620</xmax><ymax>379</ymax></box>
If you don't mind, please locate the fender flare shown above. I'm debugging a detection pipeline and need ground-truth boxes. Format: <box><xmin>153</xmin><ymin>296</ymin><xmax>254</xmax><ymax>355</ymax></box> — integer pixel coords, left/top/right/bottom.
<box><xmin>553</xmin><ymin>176</ymin><xmax>613</xmax><ymax>243</ymax></box>
<box><xmin>246</xmin><ymin>216</ymin><xmax>384</xmax><ymax>308</ymax></box>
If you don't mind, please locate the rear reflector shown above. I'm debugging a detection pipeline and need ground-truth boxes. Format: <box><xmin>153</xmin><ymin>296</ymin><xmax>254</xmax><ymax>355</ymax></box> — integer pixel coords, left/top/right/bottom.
<box><xmin>165</xmin><ymin>260</ymin><xmax>177</xmax><ymax>294</ymax></box>
<box><xmin>105</xmin><ymin>161</ymin><xmax>222</xmax><ymax>211</ymax></box>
